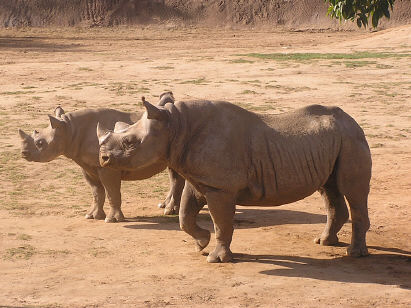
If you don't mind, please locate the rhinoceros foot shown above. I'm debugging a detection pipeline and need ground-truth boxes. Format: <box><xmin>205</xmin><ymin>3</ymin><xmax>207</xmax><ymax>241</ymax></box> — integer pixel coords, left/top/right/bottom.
<box><xmin>158</xmin><ymin>202</ymin><xmax>166</xmax><ymax>209</ymax></box>
<box><xmin>195</xmin><ymin>230</ymin><xmax>211</xmax><ymax>252</ymax></box>
<box><xmin>105</xmin><ymin>217</ymin><xmax>117</xmax><ymax>223</ymax></box>
<box><xmin>346</xmin><ymin>245</ymin><xmax>369</xmax><ymax>257</ymax></box>
<box><xmin>104</xmin><ymin>209</ymin><xmax>125</xmax><ymax>223</ymax></box>
<box><xmin>314</xmin><ymin>234</ymin><xmax>339</xmax><ymax>246</ymax></box>
<box><xmin>207</xmin><ymin>243</ymin><xmax>233</xmax><ymax>263</ymax></box>
<box><xmin>164</xmin><ymin>205</ymin><xmax>180</xmax><ymax>215</ymax></box>
<box><xmin>85</xmin><ymin>210</ymin><xmax>106</xmax><ymax>220</ymax></box>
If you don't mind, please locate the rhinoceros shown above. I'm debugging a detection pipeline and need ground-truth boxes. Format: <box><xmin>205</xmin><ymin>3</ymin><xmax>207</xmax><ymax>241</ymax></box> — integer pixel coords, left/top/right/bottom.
<box><xmin>18</xmin><ymin>92</ymin><xmax>183</xmax><ymax>222</ymax></box>
<box><xmin>97</xmin><ymin>97</ymin><xmax>371</xmax><ymax>262</ymax></box>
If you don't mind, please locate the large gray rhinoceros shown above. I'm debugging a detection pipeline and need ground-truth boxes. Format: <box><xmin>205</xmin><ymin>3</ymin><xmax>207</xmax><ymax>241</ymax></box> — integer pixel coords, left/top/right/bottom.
<box><xmin>97</xmin><ymin>98</ymin><xmax>371</xmax><ymax>262</ymax></box>
<box><xmin>19</xmin><ymin>92</ymin><xmax>184</xmax><ymax>222</ymax></box>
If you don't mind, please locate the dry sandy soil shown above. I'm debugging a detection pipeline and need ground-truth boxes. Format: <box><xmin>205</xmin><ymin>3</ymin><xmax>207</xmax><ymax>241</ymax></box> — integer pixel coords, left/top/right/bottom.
<box><xmin>0</xmin><ymin>25</ymin><xmax>410</xmax><ymax>307</ymax></box>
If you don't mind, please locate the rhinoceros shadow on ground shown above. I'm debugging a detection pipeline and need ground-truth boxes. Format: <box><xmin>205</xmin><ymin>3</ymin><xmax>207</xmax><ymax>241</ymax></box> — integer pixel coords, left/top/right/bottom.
<box><xmin>123</xmin><ymin>207</ymin><xmax>326</xmax><ymax>231</ymax></box>
<box><xmin>235</xmin><ymin>251</ymin><xmax>411</xmax><ymax>289</ymax></box>
<box><xmin>0</xmin><ymin>36</ymin><xmax>86</xmax><ymax>52</ymax></box>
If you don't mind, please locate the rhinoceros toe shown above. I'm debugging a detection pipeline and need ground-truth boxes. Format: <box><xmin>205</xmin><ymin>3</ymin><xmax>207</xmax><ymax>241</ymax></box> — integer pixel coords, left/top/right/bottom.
<box><xmin>104</xmin><ymin>217</ymin><xmax>117</xmax><ymax>223</ymax></box>
<box><xmin>195</xmin><ymin>231</ymin><xmax>211</xmax><ymax>252</ymax></box>
<box><xmin>92</xmin><ymin>210</ymin><xmax>106</xmax><ymax>220</ymax></box>
<box><xmin>346</xmin><ymin>245</ymin><xmax>369</xmax><ymax>257</ymax></box>
<box><xmin>206</xmin><ymin>244</ymin><xmax>233</xmax><ymax>263</ymax></box>
<box><xmin>164</xmin><ymin>207</ymin><xmax>177</xmax><ymax>215</ymax></box>
<box><xmin>314</xmin><ymin>234</ymin><xmax>339</xmax><ymax>246</ymax></box>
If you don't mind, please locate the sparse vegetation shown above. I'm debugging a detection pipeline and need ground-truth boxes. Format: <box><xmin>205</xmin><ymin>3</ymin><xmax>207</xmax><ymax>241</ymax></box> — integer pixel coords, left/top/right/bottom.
<box><xmin>78</xmin><ymin>67</ymin><xmax>93</xmax><ymax>71</ymax></box>
<box><xmin>240</xmin><ymin>52</ymin><xmax>411</xmax><ymax>61</ymax></box>
<box><xmin>3</xmin><ymin>244</ymin><xmax>36</xmax><ymax>260</ymax></box>
<box><xmin>229</xmin><ymin>58</ymin><xmax>254</xmax><ymax>64</ymax></box>
<box><xmin>152</xmin><ymin>66</ymin><xmax>175</xmax><ymax>70</ymax></box>
<box><xmin>240</xmin><ymin>90</ymin><xmax>258</xmax><ymax>95</ymax></box>
<box><xmin>179</xmin><ymin>78</ymin><xmax>208</xmax><ymax>85</ymax></box>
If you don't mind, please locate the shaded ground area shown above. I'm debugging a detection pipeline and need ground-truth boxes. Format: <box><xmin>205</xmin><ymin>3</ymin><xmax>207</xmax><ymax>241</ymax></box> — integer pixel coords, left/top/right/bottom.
<box><xmin>0</xmin><ymin>25</ymin><xmax>410</xmax><ymax>307</ymax></box>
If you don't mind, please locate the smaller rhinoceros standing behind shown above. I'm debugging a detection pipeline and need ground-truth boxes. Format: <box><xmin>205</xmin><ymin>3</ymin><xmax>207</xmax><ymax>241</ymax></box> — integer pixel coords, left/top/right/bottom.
<box><xmin>19</xmin><ymin>92</ymin><xmax>184</xmax><ymax>222</ymax></box>
<box><xmin>98</xmin><ymin>97</ymin><xmax>372</xmax><ymax>262</ymax></box>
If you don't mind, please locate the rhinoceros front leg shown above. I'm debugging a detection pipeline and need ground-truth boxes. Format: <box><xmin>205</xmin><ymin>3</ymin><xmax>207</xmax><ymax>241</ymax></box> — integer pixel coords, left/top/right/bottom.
<box><xmin>179</xmin><ymin>182</ymin><xmax>209</xmax><ymax>251</ymax></box>
<box><xmin>98</xmin><ymin>169</ymin><xmax>124</xmax><ymax>223</ymax></box>
<box><xmin>82</xmin><ymin>170</ymin><xmax>106</xmax><ymax>220</ymax></box>
<box><xmin>205</xmin><ymin>191</ymin><xmax>236</xmax><ymax>263</ymax></box>
<box><xmin>159</xmin><ymin>168</ymin><xmax>185</xmax><ymax>215</ymax></box>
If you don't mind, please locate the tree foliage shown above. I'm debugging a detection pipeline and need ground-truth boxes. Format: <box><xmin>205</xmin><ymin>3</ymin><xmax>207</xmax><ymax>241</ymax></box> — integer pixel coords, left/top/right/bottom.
<box><xmin>325</xmin><ymin>0</ymin><xmax>395</xmax><ymax>28</ymax></box>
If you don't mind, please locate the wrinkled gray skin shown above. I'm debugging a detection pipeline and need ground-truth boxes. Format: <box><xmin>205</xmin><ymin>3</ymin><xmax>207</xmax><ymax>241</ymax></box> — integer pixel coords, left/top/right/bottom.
<box><xmin>98</xmin><ymin>99</ymin><xmax>371</xmax><ymax>262</ymax></box>
<box><xmin>19</xmin><ymin>93</ymin><xmax>184</xmax><ymax>222</ymax></box>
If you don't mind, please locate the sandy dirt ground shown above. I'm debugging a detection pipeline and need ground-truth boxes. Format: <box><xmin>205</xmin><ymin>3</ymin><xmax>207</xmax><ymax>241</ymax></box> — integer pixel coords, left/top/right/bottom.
<box><xmin>0</xmin><ymin>25</ymin><xmax>410</xmax><ymax>307</ymax></box>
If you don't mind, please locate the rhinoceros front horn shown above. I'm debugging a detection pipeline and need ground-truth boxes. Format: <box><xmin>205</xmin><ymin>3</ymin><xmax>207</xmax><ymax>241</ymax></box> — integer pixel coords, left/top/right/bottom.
<box><xmin>18</xmin><ymin>129</ymin><xmax>29</xmax><ymax>140</ymax></box>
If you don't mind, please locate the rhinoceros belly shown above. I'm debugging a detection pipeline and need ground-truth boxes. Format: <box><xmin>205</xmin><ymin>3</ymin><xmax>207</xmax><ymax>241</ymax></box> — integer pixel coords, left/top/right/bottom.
<box><xmin>239</xmin><ymin>130</ymin><xmax>340</xmax><ymax>206</ymax></box>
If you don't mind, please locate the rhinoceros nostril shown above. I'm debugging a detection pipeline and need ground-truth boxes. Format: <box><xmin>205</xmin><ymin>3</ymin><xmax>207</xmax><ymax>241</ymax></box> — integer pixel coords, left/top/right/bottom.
<box><xmin>101</xmin><ymin>155</ymin><xmax>110</xmax><ymax>162</ymax></box>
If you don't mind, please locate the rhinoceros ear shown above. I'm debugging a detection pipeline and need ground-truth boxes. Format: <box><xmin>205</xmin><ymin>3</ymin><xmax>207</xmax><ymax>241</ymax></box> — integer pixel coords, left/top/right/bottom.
<box><xmin>54</xmin><ymin>106</ymin><xmax>65</xmax><ymax>118</ymax></box>
<box><xmin>49</xmin><ymin>115</ymin><xmax>65</xmax><ymax>129</ymax></box>
<box><xmin>142</xmin><ymin>96</ymin><xmax>169</xmax><ymax>122</ymax></box>
<box><xmin>18</xmin><ymin>129</ymin><xmax>30</xmax><ymax>140</ymax></box>
<box><xmin>97</xmin><ymin>122</ymin><xmax>113</xmax><ymax>145</ymax></box>
<box><xmin>158</xmin><ymin>91</ymin><xmax>174</xmax><ymax>106</ymax></box>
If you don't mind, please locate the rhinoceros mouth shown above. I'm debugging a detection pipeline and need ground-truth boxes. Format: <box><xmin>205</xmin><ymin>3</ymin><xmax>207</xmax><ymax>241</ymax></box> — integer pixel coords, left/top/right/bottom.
<box><xmin>99</xmin><ymin>154</ymin><xmax>112</xmax><ymax>167</ymax></box>
<box><xmin>21</xmin><ymin>151</ymin><xmax>31</xmax><ymax>160</ymax></box>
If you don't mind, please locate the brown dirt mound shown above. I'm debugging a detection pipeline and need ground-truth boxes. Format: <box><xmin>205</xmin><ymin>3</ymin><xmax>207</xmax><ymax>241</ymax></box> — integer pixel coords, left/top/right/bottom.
<box><xmin>1</xmin><ymin>0</ymin><xmax>410</xmax><ymax>29</ymax></box>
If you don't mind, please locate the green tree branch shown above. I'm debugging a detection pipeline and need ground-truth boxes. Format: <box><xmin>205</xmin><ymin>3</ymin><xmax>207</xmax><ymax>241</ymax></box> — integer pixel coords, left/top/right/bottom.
<box><xmin>325</xmin><ymin>0</ymin><xmax>395</xmax><ymax>28</ymax></box>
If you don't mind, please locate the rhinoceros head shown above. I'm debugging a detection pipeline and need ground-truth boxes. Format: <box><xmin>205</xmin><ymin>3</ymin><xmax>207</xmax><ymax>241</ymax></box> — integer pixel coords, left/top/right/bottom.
<box><xmin>18</xmin><ymin>106</ymin><xmax>67</xmax><ymax>162</ymax></box>
<box><xmin>97</xmin><ymin>97</ymin><xmax>170</xmax><ymax>171</ymax></box>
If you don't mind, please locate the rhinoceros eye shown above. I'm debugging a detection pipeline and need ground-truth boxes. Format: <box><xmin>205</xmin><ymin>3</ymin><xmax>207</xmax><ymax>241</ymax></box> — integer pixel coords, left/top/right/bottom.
<box><xmin>35</xmin><ymin>139</ymin><xmax>45</xmax><ymax>149</ymax></box>
<box><xmin>123</xmin><ymin>136</ymin><xmax>139</xmax><ymax>149</ymax></box>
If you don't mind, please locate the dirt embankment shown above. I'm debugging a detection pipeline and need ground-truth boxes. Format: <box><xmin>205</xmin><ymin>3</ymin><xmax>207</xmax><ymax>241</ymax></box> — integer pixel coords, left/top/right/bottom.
<box><xmin>1</xmin><ymin>0</ymin><xmax>410</xmax><ymax>29</ymax></box>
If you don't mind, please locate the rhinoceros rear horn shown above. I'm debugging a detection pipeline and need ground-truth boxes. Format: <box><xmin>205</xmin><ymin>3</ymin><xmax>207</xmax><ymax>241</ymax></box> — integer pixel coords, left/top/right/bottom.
<box><xmin>54</xmin><ymin>106</ymin><xmax>65</xmax><ymax>118</ymax></box>
<box><xmin>18</xmin><ymin>129</ymin><xmax>30</xmax><ymax>140</ymax></box>
<box><xmin>142</xmin><ymin>97</ymin><xmax>169</xmax><ymax>122</ymax></box>
<box><xmin>114</xmin><ymin>121</ymin><xmax>130</xmax><ymax>133</ymax></box>
<box><xmin>96</xmin><ymin>122</ymin><xmax>113</xmax><ymax>145</ymax></box>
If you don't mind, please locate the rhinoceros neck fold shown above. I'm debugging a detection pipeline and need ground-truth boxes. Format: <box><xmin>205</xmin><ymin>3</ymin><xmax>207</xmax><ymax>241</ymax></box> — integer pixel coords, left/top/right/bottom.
<box><xmin>166</xmin><ymin>101</ymin><xmax>207</xmax><ymax>173</ymax></box>
<box><xmin>60</xmin><ymin>113</ymin><xmax>78</xmax><ymax>160</ymax></box>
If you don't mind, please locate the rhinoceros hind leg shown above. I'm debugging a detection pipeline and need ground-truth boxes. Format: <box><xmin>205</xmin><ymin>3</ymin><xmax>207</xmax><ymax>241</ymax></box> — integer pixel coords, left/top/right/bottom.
<box><xmin>162</xmin><ymin>168</ymin><xmax>184</xmax><ymax>215</ymax></box>
<box><xmin>315</xmin><ymin>178</ymin><xmax>349</xmax><ymax>246</ymax></box>
<box><xmin>83</xmin><ymin>170</ymin><xmax>106</xmax><ymax>221</ymax></box>
<box><xmin>344</xmin><ymin>193</ymin><xmax>370</xmax><ymax>257</ymax></box>
<box><xmin>337</xmin><ymin>141</ymin><xmax>371</xmax><ymax>257</ymax></box>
